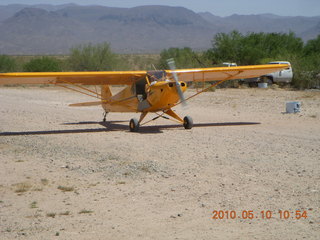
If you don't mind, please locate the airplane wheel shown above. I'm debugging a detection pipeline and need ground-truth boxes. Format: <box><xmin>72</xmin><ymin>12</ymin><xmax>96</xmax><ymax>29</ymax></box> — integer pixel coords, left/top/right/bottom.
<box><xmin>183</xmin><ymin>116</ymin><xmax>193</xmax><ymax>129</ymax></box>
<box><xmin>267</xmin><ymin>78</ymin><xmax>274</xmax><ymax>85</ymax></box>
<box><xmin>129</xmin><ymin>118</ymin><xmax>139</xmax><ymax>132</ymax></box>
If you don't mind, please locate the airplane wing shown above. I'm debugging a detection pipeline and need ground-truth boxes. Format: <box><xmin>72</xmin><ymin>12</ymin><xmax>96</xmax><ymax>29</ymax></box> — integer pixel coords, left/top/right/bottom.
<box><xmin>165</xmin><ymin>64</ymin><xmax>289</xmax><ymax>82</ymax></box>
<box><xmin>0</xmin><ymin>71</ymin><xmax>147</xmax><ymax>85</ymax></box>
<box><xmin>0</xmin><ymin>64</ymin><xmax>288</xmax><ymax>86</ymax></box>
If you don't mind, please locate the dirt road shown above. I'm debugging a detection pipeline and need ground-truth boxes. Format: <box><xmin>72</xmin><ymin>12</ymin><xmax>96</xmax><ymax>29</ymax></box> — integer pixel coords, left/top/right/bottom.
<box><xmin>1</xmin><ymin>87</ymin><xmax>319</xmax><ymax>239</ymax></box>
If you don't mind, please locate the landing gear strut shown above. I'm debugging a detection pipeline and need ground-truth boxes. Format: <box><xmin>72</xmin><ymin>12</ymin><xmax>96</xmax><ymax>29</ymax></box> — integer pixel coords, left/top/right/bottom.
<box><xmin>103</xmin><ymin>112</ymin><xmax>108</xmax><ymax>122</ymax></box>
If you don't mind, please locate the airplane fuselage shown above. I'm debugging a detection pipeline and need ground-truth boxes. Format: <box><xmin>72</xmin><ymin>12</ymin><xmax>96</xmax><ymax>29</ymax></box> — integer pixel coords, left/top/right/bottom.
<box><xmin>101</xmin><ymin>80</ymin><xmax>187</xmax><ymax>113</ymax></box>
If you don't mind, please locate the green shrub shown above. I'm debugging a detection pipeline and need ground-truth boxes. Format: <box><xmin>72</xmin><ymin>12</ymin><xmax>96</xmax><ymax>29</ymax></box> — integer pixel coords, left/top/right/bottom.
<box><xmin>23</xmin><ymin>56</ymin><xmax>62</xmax><ymax>72</ymax></box>
<box><xmin>0</xmin><ymin>55</ymin><xmax>16</xmax><ymax>72</ymax></box>
<box><xmin>157</xmin><ymin>47</ymin><xmax>208</xmax><ymax>69</ymax></box>
<box><xmin>291</xmin><ymin>54</ymin><xmax>320</xmax><ymax>89</ymax></box>
<box><xmin>68</xmin><ymin>42</ymin><xmax>120</xmax><ymax>71</ymax></box>
<box><xmin>206</xmin><ymin>31</ymin><xmax>303</xmax><ymax>65</ymax></box>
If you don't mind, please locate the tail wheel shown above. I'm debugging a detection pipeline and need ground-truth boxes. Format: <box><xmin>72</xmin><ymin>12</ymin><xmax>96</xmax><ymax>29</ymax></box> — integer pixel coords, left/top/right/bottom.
<box><xmin>183</xmin><ymin>116</ymin><xmax>193</xmax><ymax>129</ymax></box>
<box><xmin>129</xmin><ymin>118</ymin><xmax>139</xmax><ymax>132</ymax></box>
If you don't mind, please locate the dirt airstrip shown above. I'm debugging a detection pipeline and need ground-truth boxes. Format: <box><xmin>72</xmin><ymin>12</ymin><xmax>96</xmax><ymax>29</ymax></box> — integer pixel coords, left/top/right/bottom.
<box><xmin>0</xmin><ymin>87</ymin><xmax>319</xmax><ymax>239</ymax></box>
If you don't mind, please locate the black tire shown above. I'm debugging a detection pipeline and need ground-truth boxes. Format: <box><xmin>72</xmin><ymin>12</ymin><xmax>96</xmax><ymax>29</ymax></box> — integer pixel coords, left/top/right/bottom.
<box><xmin>267</xmin><ymin>77</ymin><xmax>273</xmax><ymax>85</ymax></box>
<box><xmin>129</xmin><ymin>118</ymin><xmax>139</xmax><ymax>132</ymax></box>
<box><xmin>183</xmin><ymin>116</ymin><xmax>193</xmax><ymax>129</ymax></box>
<box><xmin>249</xmin><ymin>82</ymin><xmax>258</xmax><ymax>88</ymax></box>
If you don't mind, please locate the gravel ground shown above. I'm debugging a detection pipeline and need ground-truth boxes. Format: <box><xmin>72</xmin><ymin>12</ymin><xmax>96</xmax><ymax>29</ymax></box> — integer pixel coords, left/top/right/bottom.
<box><xmin>0</xmin><ymin>86</ymin><xmax>319</xmax><ymax>239</ymax></box>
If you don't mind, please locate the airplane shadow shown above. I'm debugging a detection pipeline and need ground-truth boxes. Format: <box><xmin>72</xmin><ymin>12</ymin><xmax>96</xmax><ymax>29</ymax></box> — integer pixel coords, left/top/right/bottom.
<box><xmin>135</xmin><ymin>122</ymin><xmax>261</xmax><ymax>134</ymax></box>
<box><xmin>0</xmin><ymin>121</ymin><xmax>260</xmax><ymax>136</ymax></box>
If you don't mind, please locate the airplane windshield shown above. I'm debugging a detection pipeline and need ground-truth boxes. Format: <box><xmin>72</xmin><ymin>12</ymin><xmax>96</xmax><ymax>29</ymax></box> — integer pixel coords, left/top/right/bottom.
<box><xmin>147</xmin><ymin>71</ymin><xmax>166</xmax><ymax>82</ymax></box>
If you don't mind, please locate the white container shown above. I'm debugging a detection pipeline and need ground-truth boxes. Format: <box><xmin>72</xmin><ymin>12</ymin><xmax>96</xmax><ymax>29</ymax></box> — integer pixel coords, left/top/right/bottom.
<box><xmin>258</xmin><ymin>83</ymin><xmax>268</xmax><ymax>88</ymax></box>
<box><xmin>286</xmin><ymin>101</ymin><xmax>301</xmax><ymax>113</ymax></box>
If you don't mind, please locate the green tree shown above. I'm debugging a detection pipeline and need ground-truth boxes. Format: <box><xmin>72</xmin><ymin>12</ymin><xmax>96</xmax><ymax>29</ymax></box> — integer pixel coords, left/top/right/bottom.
<box><xmin>291</xmin><ymin>55</ymin><xmax>320</xmax><ymax>89</ymax></box>
<box><xmin>206</xmin><ymin>31</ymin><xmax>303</xmax><ymax>65</ymax></box>
<box><xmin>68</xmin><ymin>42</ymin><xmax>119</xmax><ymax>71</ymax></box>
<box><xmin>23</xmin><ymin>56</ymin><xmax>62</xmax><ymax>72</ymax></box>
<box><xmin>206</xmin><ymin>31</ymin><xmax>244</xmax><ymax>65</ymax></box>
<box><xmin>157</xmin><ymin>47</ymin><xmax>206</xmax><ymax>69</ymax></box>
<box><xmin>303</xmin><ymin>35</ymin><xmax>320</xmax><ymax>55</ymax></box>
<box><xmin>291</xmin><ymin>35</ymin><xmax>320</xmax><ymax>89</ymax></box>
<box><xmin>0</xmin><ymin>55</ymin><xmax>16</xmax><ymax>72</ymax></box>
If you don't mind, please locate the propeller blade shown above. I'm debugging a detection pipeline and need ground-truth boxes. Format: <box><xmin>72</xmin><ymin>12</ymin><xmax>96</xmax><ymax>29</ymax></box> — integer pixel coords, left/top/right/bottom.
<box><xmin>167</xmin><ymin>58</ymin><xmax>187</xmax><ymax>107</ymax></box>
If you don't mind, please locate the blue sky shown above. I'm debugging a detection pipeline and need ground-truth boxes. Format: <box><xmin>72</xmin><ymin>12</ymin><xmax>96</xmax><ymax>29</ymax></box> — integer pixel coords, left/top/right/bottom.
<box><xmin>0</xmin><ymin>0</ymin><xmax>319</xmax><ymax>17</ymax></box>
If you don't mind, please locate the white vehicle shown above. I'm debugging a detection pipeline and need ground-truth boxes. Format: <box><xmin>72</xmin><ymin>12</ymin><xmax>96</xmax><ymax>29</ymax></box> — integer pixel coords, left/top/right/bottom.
<box><xmin>261</xmin><ymin>61</ymin><xmax>293</xmax><ymax>83</ymax></box>
<box><xmin>223</xmin><ymin>62</ymin><xmax>237</xmax><ymax>67</ymax></box>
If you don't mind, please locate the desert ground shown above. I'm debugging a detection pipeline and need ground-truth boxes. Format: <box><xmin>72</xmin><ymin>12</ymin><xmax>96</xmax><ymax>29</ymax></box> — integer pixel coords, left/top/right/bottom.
<box><xmin>0</xmin><ymin>86</ymin><xmax>319</xmax><ymax>239</ymax></box>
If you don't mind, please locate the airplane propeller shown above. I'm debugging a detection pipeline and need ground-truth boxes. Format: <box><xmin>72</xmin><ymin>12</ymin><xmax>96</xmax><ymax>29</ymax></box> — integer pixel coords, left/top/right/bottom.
<box><xmin>167</xmin><ymin>58</ymin><xmax>187</xmax><ymax>107</ymax></box>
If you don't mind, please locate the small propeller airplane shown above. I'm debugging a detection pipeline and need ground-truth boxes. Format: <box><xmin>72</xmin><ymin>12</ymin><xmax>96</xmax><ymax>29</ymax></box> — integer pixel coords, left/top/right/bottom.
<box><xmin>0</xmin><ymin>60</ymin><xmax>288</xmax><ymax>132</ymax></box>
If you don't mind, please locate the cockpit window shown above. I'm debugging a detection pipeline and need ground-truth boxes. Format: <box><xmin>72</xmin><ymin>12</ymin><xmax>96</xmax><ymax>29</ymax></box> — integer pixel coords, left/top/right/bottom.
<box><xmin>147</xmin><ymin>71</ymin><xmax>166</xmax><ymax>82</ymax></box>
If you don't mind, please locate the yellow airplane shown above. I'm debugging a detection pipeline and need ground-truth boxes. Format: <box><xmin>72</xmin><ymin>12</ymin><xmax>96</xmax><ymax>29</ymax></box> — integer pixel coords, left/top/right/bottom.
<box><xmin>0</xmin><ymin>60</ymin><xmax>288</xmax><ymax>132</ymax></box>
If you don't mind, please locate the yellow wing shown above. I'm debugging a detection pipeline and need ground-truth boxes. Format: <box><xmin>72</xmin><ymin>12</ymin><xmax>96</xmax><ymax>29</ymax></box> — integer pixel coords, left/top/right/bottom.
<box><xmin>0</xmin><ymin>64</ymin><xmax>288</xmax><ymax>86</ymax></box>
<box><xmin>0</xmin><ymin>71</ymin><xmax>146</xmax><ymax>85</ymax></box>
<box><xmin>166</xmin><ymin>64</ymin><xmax>289</xmax><ymax>82</ymax></box>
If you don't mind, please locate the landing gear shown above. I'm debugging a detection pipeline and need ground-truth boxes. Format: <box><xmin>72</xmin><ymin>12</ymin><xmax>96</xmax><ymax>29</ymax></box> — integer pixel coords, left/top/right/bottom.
<box><xmin>129</xmin><ymin>118</ymin><xmax>139</xmax><ymax>132</ymax></box>
<box><xmin>128</xmin><ymin>112</ymin><xmax>193</xmax><ymax>132</ymax></box>
<box><xmin>183</xmin><ymin>116</ymin><xmax>193</xmax><ymax>129</ymax></box>
<box><xmin>103</xmin><ymin>112</ymin><xmax>108</xmax><ymax>122</ymax></box>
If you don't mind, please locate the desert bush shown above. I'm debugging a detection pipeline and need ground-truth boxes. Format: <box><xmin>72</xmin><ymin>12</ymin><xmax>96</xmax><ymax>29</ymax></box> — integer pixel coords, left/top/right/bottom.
<box><xmin>205</xmin><ymin>31</ymin><xmax>320</xmax><ymax>89</ymax></box>
<box><xmin>23</xmin><ymin>56</ymin><xmax>62</xmax><ymax>72</ymax></box>
<box><xmin>0</xmin><ymin>55</ymin><xmax>16</xmax><ymax>72</ymax></box>
<box><xmin>291</xmin><ymin>54</ymin><xmax>320</xmax><ymax>89</ymax></box>
<box><xmin>157</xmin><ymin>47</ymin><xmax>208</xmax><ymax>69</ymax></box>
<box><xmin>303</xmin><ymin>35</ymin><xmax>320</xmax><ymax>56</ymax></box>
<box><xmin>68</xmin><ymin>42</ymin><xmax>120</xmax><ymax>71</ymax></box>
<box><xmin>275</xmin><ymin>35</ymin><xmax>320</xmax><ymax>89</ymax></box>
<box><xmin>206</xmin><ymin>31</ymin><xmax>303</xmax><ymax>65</ymax></box>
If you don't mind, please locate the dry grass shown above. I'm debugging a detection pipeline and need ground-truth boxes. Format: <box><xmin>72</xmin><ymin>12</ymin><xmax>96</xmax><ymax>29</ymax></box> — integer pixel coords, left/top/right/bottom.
<box><xmin>300</xmin><ymin>92</ymin><xmax>320</xmax><ymax>99</ymax></box>
<box><xmin>33</xmin><ymin>187</ymin><xmax>43</xmax><ymax>191</ymax></box>
<box><xmin>78</xmin><ymin>209</ymin><xmax>93</xmax><ymax>214</ymax></box>
<box><xmin>40</xmin><ymin>178</ymin><xmax>49</xmax><ymax>185</ymax></box>
<box><xmin>116</xmin><ymin>181</ymin><xmax>126</xmax><ymax>185</ymax></box>
<box><xmin>88</xmin><ymin>182</ymin><xmax>100</xmax><ymax>187</ymax></box>
<box><xmin>14</xmin><ymin>182</ymin><xmax>32</xmax><ymax>193</ymax></box>
<box><xmin>46</xmin><ymin>213</ymin><xmax>56</xmax><ymax>218</ymax></box>
<box><xmin>30</xmin><ymin>201</ymin><xmax>38</xmax><ymax>209</ymax></box>
<box><xmin>57</xmin><ymin>185</ymin><xmax>74</xmax><ymax>192</ymax></box>
<box><xmin>25</xmin><ymin>214</ymin><xmax>42</xmax><ymax>219</ymax></box>
<box><xmin>59</xmin><ymin>211</ymin><xmax>71</xmax><ymax>216</ymax></box>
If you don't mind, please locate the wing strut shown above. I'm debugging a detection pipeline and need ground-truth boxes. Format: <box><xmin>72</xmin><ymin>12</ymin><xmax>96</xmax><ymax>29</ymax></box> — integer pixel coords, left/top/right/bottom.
<box><xmin>55</xmin><ymin>78</ymin><xmax>102</xmax><ymax>99</ymax></box>
<box><xmin>175</xmin><ymin>71</ymin><xmax>242</xmax><ymax>107</ymax></box>
<box><xmin>57</xmin><ymin>84</ymin><xmax>102</xmax><ymax>99</ymax></box>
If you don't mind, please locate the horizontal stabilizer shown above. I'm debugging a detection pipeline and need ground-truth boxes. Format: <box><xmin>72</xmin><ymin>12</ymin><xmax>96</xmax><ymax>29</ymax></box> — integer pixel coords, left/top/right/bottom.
<box><xmin>69</xmin><ymin>101</ymin><xmax>102</xmax><ymax>107</ymax></box>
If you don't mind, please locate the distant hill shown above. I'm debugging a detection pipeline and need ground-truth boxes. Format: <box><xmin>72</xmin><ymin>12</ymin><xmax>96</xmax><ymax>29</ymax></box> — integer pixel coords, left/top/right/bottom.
<box><xmin>0</xmin><ymin>4</ymin><xmax>76</xmax><ymax>22</ymax></box>
<box><xmin>0</xmin><ymin>4</ymin><xmax>319</xmax><ymax>55</ymax></box>
<box><xmin>199</xmin><ymin>12</ymin><xmax>320</xmax><ymax>40</ymax></box>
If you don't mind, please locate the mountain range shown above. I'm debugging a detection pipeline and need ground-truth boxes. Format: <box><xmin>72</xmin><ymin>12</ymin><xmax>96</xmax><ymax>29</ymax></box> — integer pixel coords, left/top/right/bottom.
<box><xmin>0</xmin><ymin>4</ymin><xmax>319</xmax><ymax>55</ymax></box>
